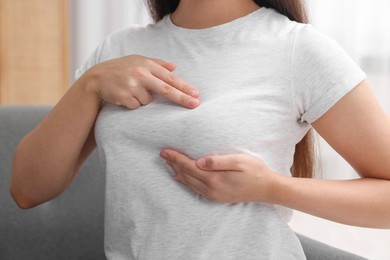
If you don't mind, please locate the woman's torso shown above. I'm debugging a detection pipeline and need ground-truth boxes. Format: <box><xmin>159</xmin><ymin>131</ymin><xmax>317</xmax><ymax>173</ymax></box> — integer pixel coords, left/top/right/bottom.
<box><xmin>94</xmin><ymin>8</ymin><xmax>309</xmax><ymax>259</ymax></box>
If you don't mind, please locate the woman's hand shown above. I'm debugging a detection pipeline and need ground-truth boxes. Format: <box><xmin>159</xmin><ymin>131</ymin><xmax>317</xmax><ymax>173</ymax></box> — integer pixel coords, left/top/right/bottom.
<box><xmin>160</xmin><ymin>149</ymin><xmax>281</xmax><ymax>203</ymax></box>
<box><xmin>83</xmin><ymin>54</ymin><xmax>200</xmax><ymax>109</ymax></box>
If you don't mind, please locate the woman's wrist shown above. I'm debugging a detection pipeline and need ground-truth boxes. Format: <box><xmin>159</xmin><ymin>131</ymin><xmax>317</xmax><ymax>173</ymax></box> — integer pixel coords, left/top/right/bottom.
<box><xmin>262</xmin><ymin>172</ymin><xmax>291</xmax><ymax>205</ymax></box>
<box><xmin>75</xmin><ymin>69</ymin><xmax>103</xmax><ymax>104</ymax></box>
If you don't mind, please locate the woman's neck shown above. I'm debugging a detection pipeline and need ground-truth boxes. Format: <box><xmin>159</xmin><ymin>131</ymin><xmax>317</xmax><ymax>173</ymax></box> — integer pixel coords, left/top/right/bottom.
<box><xmin>170</xmin><ymin>0</ymin><xmax>260</xmax><ymax>29</ymax></box>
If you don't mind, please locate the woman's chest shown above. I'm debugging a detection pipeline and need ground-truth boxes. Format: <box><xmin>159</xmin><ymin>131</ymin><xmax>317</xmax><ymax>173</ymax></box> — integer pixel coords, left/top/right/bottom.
<box><xmin>95</xmin><ymin>73</ymin><xmax>297</xmax><ymax>160</ymax></box>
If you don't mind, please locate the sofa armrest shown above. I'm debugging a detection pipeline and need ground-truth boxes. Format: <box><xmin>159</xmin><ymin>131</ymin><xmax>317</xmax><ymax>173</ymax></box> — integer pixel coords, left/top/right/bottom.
<box><xmin>0</xmin><ymin>105</ymin><xmax>106</xmax><ymax>260</ymax></box>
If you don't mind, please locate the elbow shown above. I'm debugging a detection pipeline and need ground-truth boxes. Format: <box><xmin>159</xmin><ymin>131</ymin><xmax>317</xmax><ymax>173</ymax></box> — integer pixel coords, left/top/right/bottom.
<box><xmin>10</xmin><ymin>166</ymin><xmax>40</xmax><ymax>209</ymax></box>
<box><xmin>11</xmin><ymin>147</ymin><xmax>41</xmax><ymax>209</ymax></box>
<box><xmin>11</xmin><ymin>145</ymin><xmax>64</xmax><ymax>210</ymax></box>
<box><xmin>9</xmin><ymin>185</ymin><xmax>38</xmax><ymax>209</ymax></box>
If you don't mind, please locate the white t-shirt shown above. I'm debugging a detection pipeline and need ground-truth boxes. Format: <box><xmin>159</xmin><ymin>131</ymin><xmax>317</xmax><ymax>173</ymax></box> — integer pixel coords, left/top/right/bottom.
<box><xmin>76</xmin><ymin>7</ymin><xmax>366</xmax><ymax>260</ymax></box>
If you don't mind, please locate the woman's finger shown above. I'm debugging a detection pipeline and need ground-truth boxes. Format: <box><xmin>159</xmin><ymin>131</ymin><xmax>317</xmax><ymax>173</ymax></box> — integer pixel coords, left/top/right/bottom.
<box><xmin>172</xmin><ymin>164</ymin><xmax>208</xmax><ymax>196</ymax></box>
<box><xmin>133</xmin><ymin>87</ymin><xmax>153</xmax><ymax>105</ymax></box>
<box><xmin>144</xmin><ymin>75</ymin><xmax>200</xmax><ymax>109</ymax></box>
<box><xmin>149</xmin><ymin>57</ymin><xmax>177</xmax><ymax>72</ymax></box>
<box><xmin>197</xmin><ymin>154</ymin><xmax>249</xmax><ymax>171</ymax></box>
<box><xmin>161</xmin><ymin>149</ymin><xmax>208</xmax><ymax>181</ymax></box>
<box><xmin>167</xmin><ymin>155</ymin><xmax>208</xmax><ymax>196</ymax></box>
<box><xmin>152</xmin><ymin>69</ymin><xmax>199</xmax><ymax>98</ymax></box>
<box><xmin>150</xmin><ymin>63</ymin><xmax>200</xmax><ymax>98</ymax></box>
<box><xmin>123</xmin><ymin>96</ymin><xmax>142</xmax><ymax>110</ymax></box>
<box><xmin>148</xmin><ymin>57</ymin><xmax>197</xmax><ymax>98</ymax></box>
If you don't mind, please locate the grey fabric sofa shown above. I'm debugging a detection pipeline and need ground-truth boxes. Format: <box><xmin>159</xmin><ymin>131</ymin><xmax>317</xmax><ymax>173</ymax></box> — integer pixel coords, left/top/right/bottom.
<box><xmin>0</xmin><ymin>105</ymin><xmax>366</xmax><ymax>260</ymax></box>
<box><xmin>0</xmin><ymin>106</ymin><xmax>105</xmax><ymax>259</ymax></box>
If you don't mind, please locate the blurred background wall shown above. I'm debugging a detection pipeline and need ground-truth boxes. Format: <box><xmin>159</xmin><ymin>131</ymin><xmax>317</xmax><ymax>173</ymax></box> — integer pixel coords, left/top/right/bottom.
<box><xmin>1</xmin><ymin>0</ymin><xmax>389</xmax><ymax>259</ymax></box>
<box><xmin>69</xmin><ymin>0</ymin><xmax>150</xmax><ymax>78</ymax></box>
<box><xmin>0</xmin><ymin>0</ymin><xmax>69</xmax><ymax>104</ymax></box>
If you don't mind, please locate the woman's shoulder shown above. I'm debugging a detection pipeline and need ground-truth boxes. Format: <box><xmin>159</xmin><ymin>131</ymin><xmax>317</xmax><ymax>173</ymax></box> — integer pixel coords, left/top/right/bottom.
<box><xmin>75</xmin><ymin>21</ymin><xmax>166</xmax><ymax>78</ymax></box>
<box><xmin>258</xmin><ymin>8</ymin><xmax>325</xmax><ymax>40</ymax></box>
<box><xmin>95</xmin><ymin>20</ymin><xmax>166</xmax><ymax>62</ymax></box>
<box><xmin>104</xmin><ymin>21</ymin><xmax>163</xmax><ymax>47</ymax></box>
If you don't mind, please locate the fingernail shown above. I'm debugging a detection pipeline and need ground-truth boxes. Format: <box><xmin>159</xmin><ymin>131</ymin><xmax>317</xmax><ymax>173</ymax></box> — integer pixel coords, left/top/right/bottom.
<box><xmin>160</xmin><ymin>151</ymin><xmax>168</xmax><ymax>159</ymax></box>
<box><xmin>189</xmin><ymin>89</ymin><xmax>199</xmax><ymax>98</ymax></box>
<box><xmin>188</xmin><ymin>98</ymin><xmax>200</xmax><ymax>108</ymax></box>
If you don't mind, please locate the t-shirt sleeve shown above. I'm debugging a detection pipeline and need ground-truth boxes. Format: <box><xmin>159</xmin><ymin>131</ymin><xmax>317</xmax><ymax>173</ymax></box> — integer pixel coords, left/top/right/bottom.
<box><xmin>74</xmin><ymin>39</ymin><xmax>107</xmax><ymax>81</ymax></box>
<box><xmin>291</xmin><ymin>24</ymin><xmax>366</xmax><ymax>124</ymax></box>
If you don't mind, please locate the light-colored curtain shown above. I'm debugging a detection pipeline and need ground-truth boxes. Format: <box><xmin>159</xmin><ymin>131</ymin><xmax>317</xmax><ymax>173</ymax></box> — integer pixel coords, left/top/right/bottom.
<box><xmin>69</xmin><ymin>0</ymin><xmax>150</xmax><ymax>77</ymax></box>
<box><xmin>70</xmin><ymin>1</ymin><xmax>390</xmax><ymax>259</ymax></box>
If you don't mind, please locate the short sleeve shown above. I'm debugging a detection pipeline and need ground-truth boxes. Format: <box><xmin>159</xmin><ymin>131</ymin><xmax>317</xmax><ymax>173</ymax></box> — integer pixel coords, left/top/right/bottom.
<box><xmin>74</xmin><ymin>40</ymin><xmax>107</xmax><ymax>81</ymax></box>
<box><xmin>291</xmin><ymin>24</ymin><xmax>366</xmax><ymax>124</ymax></box>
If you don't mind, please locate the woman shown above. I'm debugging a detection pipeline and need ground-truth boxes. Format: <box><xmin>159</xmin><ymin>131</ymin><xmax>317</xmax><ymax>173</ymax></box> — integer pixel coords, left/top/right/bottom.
<box><xmin>11</xmin><ymin>0</ymin><xmax>390</xmax><ymax>259</ymax></box>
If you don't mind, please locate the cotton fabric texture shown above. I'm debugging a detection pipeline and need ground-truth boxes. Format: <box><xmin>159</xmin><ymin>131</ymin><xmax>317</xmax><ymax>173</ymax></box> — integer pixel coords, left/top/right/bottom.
<box><xmin>75</xmin><ymin>7</ymin><xmax>366</xmax><ymax>260</ymax></box>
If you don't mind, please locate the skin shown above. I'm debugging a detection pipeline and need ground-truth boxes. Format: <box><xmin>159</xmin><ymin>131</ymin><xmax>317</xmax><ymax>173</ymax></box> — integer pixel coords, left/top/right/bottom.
<box><xmin>11</xmin><ymin>0</ymin><xmax>390</xmax><ymax>229</ymax></box>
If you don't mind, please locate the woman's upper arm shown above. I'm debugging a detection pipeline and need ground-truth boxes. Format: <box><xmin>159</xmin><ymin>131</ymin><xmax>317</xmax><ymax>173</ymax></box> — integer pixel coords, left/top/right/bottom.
<box><xmin>312</xmin><ymin>80</ymin><xmax>390</xmax><ymax>179</ymax></box>
<box><xmin>72</xmin><ymin>128</ymin><xmax>97</xmax><ymax>176</ymax></box>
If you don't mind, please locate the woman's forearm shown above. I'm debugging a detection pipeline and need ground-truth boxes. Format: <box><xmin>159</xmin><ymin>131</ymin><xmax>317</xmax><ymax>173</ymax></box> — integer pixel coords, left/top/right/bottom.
<box><xmin>161</xmin><ymin>148</ymin><xmax>390</xmax><ymax>228</ymax></box>
<box><xmin>274</xmin><ymin>175</ymin><xmax>390</xmax><ymax>228</ymax></box>
<box><xmin>10</xmin><ymin>55</ymin><xmax>200</xmax><ymax>209</ymax></box>
<box><xmin>10</xmin><ymin>75</ymin><xmax>101</xmax><ymax>209</ymax></box>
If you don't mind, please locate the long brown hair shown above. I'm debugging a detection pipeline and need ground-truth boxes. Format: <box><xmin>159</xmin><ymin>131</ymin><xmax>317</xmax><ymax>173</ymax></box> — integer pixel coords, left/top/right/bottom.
<box><xmin>146</xmin><ymin>0</ymin><xmax>316</xmax><ymax>178</ymax></box>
